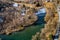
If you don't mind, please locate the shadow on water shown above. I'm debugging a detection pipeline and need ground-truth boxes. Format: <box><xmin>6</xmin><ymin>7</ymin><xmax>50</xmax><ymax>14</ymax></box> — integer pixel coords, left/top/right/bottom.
<box><xmin>33</xmin><ymin>13</ymin><xmax>46</xmax><ymax>25</ymax></box>
<box><xmin>2</xmin><ymin>39</ymin><xmax>14</xmax><ymax>40</ymax></box>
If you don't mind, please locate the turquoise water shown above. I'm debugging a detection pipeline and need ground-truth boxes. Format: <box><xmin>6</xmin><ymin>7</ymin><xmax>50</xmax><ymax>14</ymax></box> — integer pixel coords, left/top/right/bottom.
<box><xmin>0</xmin><ymin>24</ymin><xmax>44</xmax><ymax>40</ymax></box>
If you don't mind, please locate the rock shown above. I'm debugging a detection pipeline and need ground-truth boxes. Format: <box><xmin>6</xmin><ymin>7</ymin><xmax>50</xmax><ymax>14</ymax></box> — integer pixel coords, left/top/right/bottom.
<box><xmin>31</xmin><ymin>2</ymin><xmax>59</xmax><ymax>40</ymax></box>
<box><xmin>0</xmin><ymin>1</ymin><xmax>37</xmax><ymax>35</ymax></box>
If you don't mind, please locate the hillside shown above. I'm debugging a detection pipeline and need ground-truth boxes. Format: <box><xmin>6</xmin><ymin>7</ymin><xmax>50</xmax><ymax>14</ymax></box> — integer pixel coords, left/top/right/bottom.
<box><xmin>32</xmin><ymin>2</ymin><xmax>59</xmax><ymax>40</ymax></box>
<box><xmin>0</xmin><ymin>1</ymin><xmax>37</xmax><ymax>35</ymax></box>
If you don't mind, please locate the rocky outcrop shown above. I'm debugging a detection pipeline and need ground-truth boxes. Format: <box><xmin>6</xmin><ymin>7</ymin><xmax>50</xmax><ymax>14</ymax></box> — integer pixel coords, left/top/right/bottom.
<box><xmin>32</xmin><ymin>2</ymin><xmax>59</xmax><ymax>40</ymax></box>
<box><xmin>0</xmin><ymin>1</ymin><xmax>37</xmax><ymax>35</ymax></box>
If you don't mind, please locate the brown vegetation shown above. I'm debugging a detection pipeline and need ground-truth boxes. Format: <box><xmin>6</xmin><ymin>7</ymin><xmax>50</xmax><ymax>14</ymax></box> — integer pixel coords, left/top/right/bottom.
<box><xmin>0</xmin><ymin>1</ymin><xmax>37</xmax><ymax>35</ymax></box>
<box><xmin>32</xmin><ymin>2</ymin><xmax>59</xmax><ymax>40</ymax></box>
